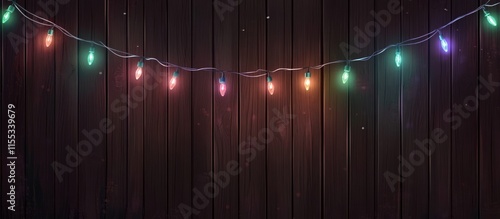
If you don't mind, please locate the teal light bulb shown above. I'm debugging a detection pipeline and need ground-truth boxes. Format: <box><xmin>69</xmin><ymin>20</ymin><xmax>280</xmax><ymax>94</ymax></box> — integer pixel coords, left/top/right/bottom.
<box><xmin>484</xmin><ymin>10</ymin><xmax>497</xmax><ymax>26</ymax></box>
<box><xmin>88</xmin><ymin>47</ymin><xmax>95</xmax><ymax>66</ymax></box>
<box><xmin>395</xmin><ymin>48</ymin><xmax>402</xmax><ymax>67</ymax></box>
<box><xmin>342</xmin><ymin>65</ymin><xmax>350</xmax><ymax>84</ymax></box>
<box><xmin>2</xmin><ymin>5</ymin><xmax>15</xmax><ymax>24</ymax></box>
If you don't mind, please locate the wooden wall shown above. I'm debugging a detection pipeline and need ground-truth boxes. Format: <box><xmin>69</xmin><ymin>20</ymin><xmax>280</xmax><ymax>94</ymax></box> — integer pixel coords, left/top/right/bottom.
<box><xmin>2</xmin><ymin>0</ymin><xmax>500</xmax><ymax>218</ymax></box>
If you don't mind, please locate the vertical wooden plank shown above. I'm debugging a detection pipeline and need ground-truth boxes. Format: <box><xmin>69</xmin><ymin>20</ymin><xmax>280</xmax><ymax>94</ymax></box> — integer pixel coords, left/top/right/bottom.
<box><xmin>267</xmin><ymin>0</ymin><xmax>293</xmax><ymax>217</ymax></box>
<box><xmin>192</xmin><ymin>0</ymin><xmax>213</xmax><ymax>217</ymax></box>
<box><xmin>401</xmin><ymin>0</ymin><xmax>430</xmax><ymax>218</ymax></box>
<box><xmin>143</xmin><ymin>0</ymin><xmax>167</xmax><ymax>218</ymax></box>
<box><xmin>451</xmin><ymin>0</ymin><xmax>479</xmax><ymax>218</ymax></box>
<box><xmin>126</xmin><ymin>0</ymin><xmax>144</xmax><ymax>217</ymax></box>
<box><xmin>480</xmin><ymin>1</ymin><xmax>500</xmax><ymax>217</ymax></box>
<box><xmin>25</xmin><ymin>0</ymin><xmax>55</xmax><ymax>218</ymax></box>
<box><xmin>106</xmin><ymin>0</ymin><xmax>128</xmax><ymax>217</ymax></box>
<box><xmin>213</xmin><ymin>2</ymin><xmax>239</xmax><ymax>218</ymax></box>
<box><xmin>348</xmin><ymin>0</ymin><xmax>376</xmax><ymax>217</ymax></box>
<box><xmin>292</xmin><ymin>0</ymin><xmax>322</xmax><ymax>217</ymax></box>
<box><xmin>55</xmin><ymin>0</ymin><xmax>79</xmax><ymax>217</ymax></box>
<box><xmin>323</xmin><ymin>0</ymin><xmax>349</xmax><ymax>217</ymax></box>
<box><xmin>375</xmin><ymin>0</ymin><xmax>402</xmax><ymax>217</ymax></box>
<box><xmin>239</xmin><ymin>0</ymin><xmax>266</xmax><ymax>218</ymax></box>
<box><xmin>167</xmin><ymin>0</ymin><xmax>192</xmax><ymax>217</ymax></box>
<box><xmin>78</xmin><ymin>0</ymin><xmax>107</xmax><ymax>217</ymax></box>
<box><xmin>429</xmin><ymin>0</ymin><xmax>452</xmax><ymax>218</ymax></box>
<box><xmin>2</xmin><ymin>0</ymin><xmax>26</xmax><ymax>218</ymax></box>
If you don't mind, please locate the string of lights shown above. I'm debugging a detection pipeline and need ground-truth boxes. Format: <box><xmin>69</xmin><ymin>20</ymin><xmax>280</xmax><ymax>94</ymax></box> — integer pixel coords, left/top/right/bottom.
<box><xmin>2</xmin><ymin>0</ymin><xmax>499</xmax><ymax>96</ymax></box>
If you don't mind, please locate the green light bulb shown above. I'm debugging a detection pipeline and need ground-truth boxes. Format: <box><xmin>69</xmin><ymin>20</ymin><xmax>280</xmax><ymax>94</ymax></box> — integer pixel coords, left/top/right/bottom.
<box><xmin>88</xmin><ymin>47</ymin><xmax>95</xmax><ymax>66</ymax></box>
<box><xmin>2</xmin><ymin>5</ymin><xmax>15</xmax><ymax>24</ymax></box>
<box><xmin>342</xmin><ymin>65</ymin><xmax>350</xmax><ymax>84</ymax></box>
<box><xmin>484</xmin><ymin>10</ymin><xmax>497</xmax><ymax>26</ymax></box>
<box><xmin>395</xmin><ymin>48</ymin><xmax>402</xmax><ymax>67</ymax></box>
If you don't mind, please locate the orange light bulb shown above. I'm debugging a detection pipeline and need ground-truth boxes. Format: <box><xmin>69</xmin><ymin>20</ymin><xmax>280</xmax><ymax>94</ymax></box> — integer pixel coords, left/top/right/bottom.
<box><xmin>169</xmin><ymin>70</ymin><xmax>180</xmax><ymax>90</ymax></box>
<box><xmin>267</xmin><ymin>75</ymin><xmax>275</xmax><ymax>95</ymax></box>
<box><xmin>45</xmin><ymin>29</ymin><xmax>54</xmax><ymax>47</ymax></box>
<box><xmin>304</xmin><ymin>71</ymin><xmax>311</xmax><ymax>91</ymax></box>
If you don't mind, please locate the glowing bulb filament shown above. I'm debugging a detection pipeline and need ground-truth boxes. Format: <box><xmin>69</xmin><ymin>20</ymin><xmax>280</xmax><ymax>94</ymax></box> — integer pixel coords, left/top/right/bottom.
<box><xmin>135</xmin><ymin>60</ymin><xmax>144</xmax><ymax>80</ymax></box>
<box><xmin>169</xmin><ymin>70</ymin><xmax>179</xmax><ymax>90</ymax></box>
<box><xmin>87</xmin><ymin>47</ymin><xmax>95</xmax><ymax>66</ymax></box>
<box><xmin>46</xmin><ymin>29</ymin><xmax>54</xmax><ymax>47</ymax></box>
<box><xmin>219</xmin><ymin>75</ymin><xmax>227</xmax><ymax>97</ymax></box>
<box><xmin>483</xmin><ymin>9</ymin><xmax>497</xmax><ymax>26</ymax></box>
<box><xmin>304</xmin><ymin>71</ymin><xmax>311</xmax><ymax>91</ymax></box>
<box><xmin>2</xmin><ymin>5</ymin><xmax>15</xmax><ymax>24</ymax></box>
<box><xmin>439</xmin><ymin>34</ymin><xmax>449</xmax><ymax>53</ymax></box>
<box><xmin>267</xmin><ymin>75</ymin><xmax>275</xmax><ymax>95</ymax></box>
<box><xmin>342</xmin><ymin>65</ymin><xmax>350</xmax><ymax>84</ymax></box>
<box><xmin>395</xmin><ymin>48</ymin><xmax>402</xmax><ymax>67</ymax></box>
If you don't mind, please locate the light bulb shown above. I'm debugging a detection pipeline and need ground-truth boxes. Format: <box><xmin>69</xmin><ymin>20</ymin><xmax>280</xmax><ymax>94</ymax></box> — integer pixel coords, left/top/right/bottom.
<box><xmin>304</xmin><ymin>71</ymin><xmax>311</xmax><ymax>91</ymax></box>
<box><xmin>219</xmin><ymin>75</ymin><xmax>227</xmax><ymax>97</ymax></box>
<box><xmin>267</xmin><ymin>75</ymin><xmax>275</xmax><ymax>95</ymax></box>
<box><xmin>135</xmin><ymin>60</ymin><xmax>144</xmax><ymax>80</ymax></box>
<box><xmin>45</xmin><ymin>29</ymin><xmax>54</xmax><ymax>47</ymax></box>
<box><xmin>483</xmin><ymin>9</ymin><xmax>497</xmax><ymax>26</ymax></box>
<box><xmin>2</xmin><ymin>5</ymin><xmax>15</xmax><ymax>24</ymax></box>
<box><xmin>87</xmin><ymin>47</ymin><xmax>95</xmax><ymax>66</ymax></box>
<box><xmin>342</xmin><ymin>65</ymin><xmax>350</xmax><ymax>84</ymax></box>
<box><xmin>439</xmin><ymin>33</ymin><xmax>449</xmax><ymax>53</ymax></box>
<box><xmin>169</xmin><ymin>70</ymin><xmax>179</xmax><ymax>90</ymax></box>
<box><xmin>395</xmin><ymin>47</ymin><xmax>402</xmax><ymax>67</ymax></box>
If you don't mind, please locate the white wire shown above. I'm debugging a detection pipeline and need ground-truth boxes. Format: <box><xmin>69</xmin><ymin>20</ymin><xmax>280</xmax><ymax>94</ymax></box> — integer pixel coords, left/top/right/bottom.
<box><xmin>9</xmin><ymin>0</ymin><xmax>500</xmax><ymax>78</ymax></box>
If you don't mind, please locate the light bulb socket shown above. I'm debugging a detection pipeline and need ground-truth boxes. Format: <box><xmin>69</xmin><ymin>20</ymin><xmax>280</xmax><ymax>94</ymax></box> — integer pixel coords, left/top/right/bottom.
<box><xmin>137</xmin><ymin>60</ymin><xmax>144</xmax><ymax>68</ymax></box>
<box><xmin>7</xmin><ymin>5</ymin><xmax>15</xmax><ymax>13</ymax></box>
<box><xmin>344</xmin><ymin>65</ymin><xmax>351</xmax><ymax>72</ymax></box>
<box><xmin>219</xmin><ymin>75</ymin><xmax>226</xmax><ymax>84</ymax></box>
<box><xmin>305</xmin><ymin>71</ymin><xmax>311</xmax><ymax>78</ymax></box>
<box><xmin>267</xmin><ymin>75</ymin><xmax>272</xmax><ymax>82</ymax></box>
<box><xmin>173</xmin><ymin>69</ymin><xmax>180</xmax><ymax>78</ymax></box>
<box><xmin>48</xmin><ymin>28</ymin><xmax>54</xmax><ymax>35</ymax></box>
<box><xmin>89</xmin><ymin>47</ymin><xmax>95</xmax><ymax>54</ymax></box>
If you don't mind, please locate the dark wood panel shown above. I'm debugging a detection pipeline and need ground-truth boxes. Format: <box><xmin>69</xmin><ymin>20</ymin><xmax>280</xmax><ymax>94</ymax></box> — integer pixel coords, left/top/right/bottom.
<box><xmin>429</xmin><ymin>0</ymin><xmax>452</xmax><ymax>218</ymax></box>
<box><xmin>191</xmin><ymin>0</ymin><xmax>213</xmax><ymax>218</ymax></box>
<box><xmin>375</xmin><ymin>0</ymin><xmax>402</xmax><ymax>217</ymax></box>
<box><xmin>239</xmin><ymin>0</ymin><xmax>266</xmax><ymax>217</ymax></box>
<box><xmin>25</xmin><ymin>0</ymin><xmax>55</xmax><ymax>218</ymax></box>
<box><xmin>323</xmin><ymin>0</ymin><xmax>349</xmax><ymax>217</ymax></box>
<box><xmin>480</xmin><ymin>2</ymin><xmax>500</xmax><ymax>217</ymax></box>
<box><xmin>143</xmin><ymin>0</ymin><xmax>168</xmax><ymax>218</ymax></box>
<box><xmin>213</xmin><ymin>2</ymin><xmax>239</xmax><ymax>217</ymax></box>
<box><xmin>292</xmin><ymin>0</ymin><xmax>322</xmax><ymax>217</ymax></box>
<box><xmin>55</xmin><ymin>0</ymin><xmax>79</xmax><ymax>217</ymax></box>
<box><xmin>2</xmin><ymin>0</ymin><xmax>26</xmax><ymax>218</ymax></box>
<box><xmin>106</xmin><ymin>0</ymin><xmax>128</xmax><ymax>218</ymax></box>
<box><xmin>267</xmin><ymin>0</ymin><xmax>293</xmax><ymax>217</ymax></box>
<box><xmin>348</xmin><ymin>0</ymin><xmax>376</xmax><ymax>217</ymax></box>
<box><xmin>126</xmin><ymin>0</ymin><xmax>144</xmax><ymax>217</ymax></box>
<box><xmin>451</xmin><ymin>0</ymin><xmax>479</xmax><ymax>218</ymax></box>
<box><xmin>77</xmin><ymin>0</ymin><xmax>107</xmax><ymax>217</ymax></box>
<box><xmin>167</xmin><ymin>0</ymin><xmax>192</xmax><ymax>218</ymax></box>
<box><xmin>401</xmin><ymin>0</ymin><xmax>429</xmax><ymax>218</ymax></box>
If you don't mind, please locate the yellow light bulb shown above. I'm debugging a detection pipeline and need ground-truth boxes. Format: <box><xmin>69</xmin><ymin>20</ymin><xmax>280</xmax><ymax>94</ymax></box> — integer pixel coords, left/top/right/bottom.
<box><xmin>304</xmin><ymin>71</ymin><xmax>311</xmax><ymax>91</ymax></box>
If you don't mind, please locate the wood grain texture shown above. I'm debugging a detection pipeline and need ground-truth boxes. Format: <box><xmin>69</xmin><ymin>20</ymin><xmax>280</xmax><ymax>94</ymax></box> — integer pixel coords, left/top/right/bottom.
<box><xmin>106</xmin><ymin>0</ymin><xmax>128</xmax><ymax>218</ymax></box>
<box><xmin>349</xmin><ymin>0</ymin><xmax>376</xmax><ymax>217</ymax></box>
<box><xmin>452</xmin><ymin>0</ymin><xmax>479</xmax><ymax>218</ymax></box>
<box><xmin>429</xmin><ymin>0</ymin><xmax>452</xmax><ymax>218</ymax></box>
<box><xmin>401</xmin><ymin>0</ymin><xmax>429</xmax><ymax>218</ymax></box>
<box><xmin>292</xmin><ymin>0</ymin><xmax>323</xmax><ymax>218</ymax></box>
<box><xmin>480</xmin><ymin>1</ymin><xmax>500</xmax><ymax>217</ymax></box>
<box><xmin>55</xmin><ymin>0</ymin><xmax>79</xmax><ymax>218</ymax></box>
<box><xmin>267</xmin><ymin>0</ymin><xmax>293</xmax><ymax>217</ymax></box>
